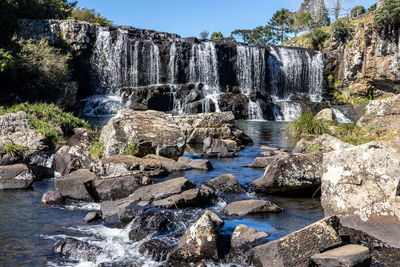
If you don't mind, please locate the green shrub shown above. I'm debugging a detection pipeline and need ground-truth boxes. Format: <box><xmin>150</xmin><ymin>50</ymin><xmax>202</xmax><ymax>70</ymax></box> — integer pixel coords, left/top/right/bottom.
<box><xmin>374</xmin><ymin>0</ymin><xmax>400</xmax><ymax>30</ymax></box>
<box><xmin>89</xmin><ymin>141</ymin><xmax>104</xmax><ymax>161</ymax></box>
<box><xmin>121</xmin><ymin>138</ymin><xmax>140</xmax><ymax>156</ymax></box>
<box><xmin>336</xmin><ymin>122</ymin><xmax>373</xmax><ymax>145</ymax></box>
<box><xmin>1</xmin><ymin>141</ymin><xmax>26</xmax><ymax>156</ymax></box>
<box><xmin>70</xmin><ymin>7</ymin><xmax>113</xmax><ymax>27</ymax></box>
<box><xmin>368</xmin><ymin>3</ymin><xmax>377</xmax><ymax>12</ymax></box>
<box><xmin>309</xmin><ymin>144</ymin><xmax>321</xmax><ymax>152</ymax></box>
<box><xmin>0</xmin><ymin>48</ymin><xmax>14</xmax><ymax>73</ymax></box>
<box><xmin>0</xmin><ymin>103</ymin><xmax>88</xmax><ymax>149</ymax></box>
<box><xmin>310</xmin><ymin>28</ymin><xmax>328</xmax><ymax>50</ymax></box>
<box><xmin>331</xmin><ymin>18</ymin><xmax>350</xmax><ymax>41</ymax></box>
<box><xmin>292</xmin><ymin>112</ymin><xmax>330</xmax><ymax>136</ymax></box>
<box><xmin>351</xmin><ymin>6</ymin><xmax>367</xmax><ymax>18</ymax></box>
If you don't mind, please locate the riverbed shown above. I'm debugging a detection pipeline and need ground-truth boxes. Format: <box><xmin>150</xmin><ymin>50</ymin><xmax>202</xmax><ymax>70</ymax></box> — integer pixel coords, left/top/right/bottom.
<box><xmin>0</xmin><ymin>121</ymin><xmax>324</xmax><ymax>266</ymax></box>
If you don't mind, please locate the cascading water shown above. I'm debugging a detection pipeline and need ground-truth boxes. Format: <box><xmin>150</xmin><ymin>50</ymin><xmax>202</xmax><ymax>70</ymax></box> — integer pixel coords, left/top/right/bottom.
<box><xmin>236</xmin><ymin>45</ymin><xmax>266</xmax><ymax>120</ymax></box>
<box><xmin>189</xmin><ymin>42</ymin><xmax>221</xmax><ymax>112</ymax></box>
<box><xmin>268</xmin><ymin>46</ymin><xmax>325</xmax><ymax>121</ymax></box>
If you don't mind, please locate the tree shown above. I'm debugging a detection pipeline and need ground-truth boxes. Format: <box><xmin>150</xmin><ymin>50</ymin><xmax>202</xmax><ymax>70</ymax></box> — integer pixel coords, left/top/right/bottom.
<box><xmin>267</xmin><ymin>8</ymin><xmax>293</xmax><ymax>44</ymax></box>
<box><xmin>350</xmin><ymin>6</ymin><xmax>366</xmax><ymax>18</ymax></box>
<box><xmin>199</xmin><ymin>30</ymin><xmax>209</xmax><ymax>40</ymax></box>
<box><xmin>374</xmin><ymin>0</ymin><xmax>400</xmax><ymax>30</ymax></box>
<box><xmin>299</xmin><ymin>0</ymin><xmax>330</xmax><ymax>27</ymax></box>
<box><xmin>326</xmin><ymin>0</ymin><xmax>353</xmax><ymax>20</ymax></box>
<box><xmin>293</xmin><ymin>11</ymin><xmax>313</xmax><ymax>36</ymax></box>
<box><xmin>247</xmin><ymin>26</ymin><xmax>272</xmax><ymax>45</ymax></box>
<box><xmin>70</xmin><ymin>7</ymin><xmax>113</xmax><ymax>26</ymax></box>
<box><xmin>210</xmin><ymin>32</ymin><xmax>235</xmax><ymax>42</ymax></box>
<box><xmin>231</xmin><ymin>29</ymin><xmax>252</xmax><ymax>43</ymax></box>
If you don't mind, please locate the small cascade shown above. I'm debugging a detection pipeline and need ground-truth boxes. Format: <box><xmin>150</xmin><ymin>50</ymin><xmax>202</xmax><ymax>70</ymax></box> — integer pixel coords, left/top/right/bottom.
<box><xmin>189</xmin><ymin>42</ymin><xmax>221</xmax><ymax>111</ymax></box>
<box><xmin>333</xmin><ymin>108</ymin><xmax>352</xmax><ymax>123</ymax></box>
<box><xmin>168</xmin><ymin>40</ymin><xmax>180</xmax><ymax>84</ymax></box>
<box><xmin>274</xmin><ymin>101</ymin><xmax>303</xmax><ymax>121</ymax></box>
<box><xmin>248</xmin><ymin>100</ymin><xmax>264</xmax><ymax>120</ymax></box>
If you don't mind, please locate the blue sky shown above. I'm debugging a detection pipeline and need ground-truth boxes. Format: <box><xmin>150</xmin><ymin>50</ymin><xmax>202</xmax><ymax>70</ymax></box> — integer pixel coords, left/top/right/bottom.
<box><xmin>75</xmin><ymin>0</ymin><xmax>378</xmax><ymax>38</ymax></box>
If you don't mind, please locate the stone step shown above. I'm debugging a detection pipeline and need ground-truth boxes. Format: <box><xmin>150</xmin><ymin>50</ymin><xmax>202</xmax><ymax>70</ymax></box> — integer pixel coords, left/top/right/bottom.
<box><xmin>311</xmin><ymin>244</ymin><xmax>371</xmax><ymax>267</ymax></box>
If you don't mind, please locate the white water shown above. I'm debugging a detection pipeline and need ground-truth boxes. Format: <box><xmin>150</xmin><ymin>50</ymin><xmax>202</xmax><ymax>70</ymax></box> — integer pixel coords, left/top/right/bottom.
<box><xmin>273</xmin><ymin>101</ymin><xmax>303</xmax><ymax>121</ymax></box>
<box><xmin>333</xmin><ymin>108</ymin><xmax>352</xmax><ymax>123</ymax></box>
<box><xmin>248</xmin><ymin>100</ymin><xmax>265</xmax><ymax>121</ymax></box>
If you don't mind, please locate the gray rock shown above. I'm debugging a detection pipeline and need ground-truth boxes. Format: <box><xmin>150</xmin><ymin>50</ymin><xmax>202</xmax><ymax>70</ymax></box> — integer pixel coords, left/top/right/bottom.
<box><xmin>54</xmin><ymin>169</ymin><xmax>96</xmax><ymax>201</ymax></box>
<box><xmin>206</xmin><ymin>174</ymin><xmax>244</xmax><ymax>193</ymax></box>
<box><xmin>315</xmin><ymin>108</ymin><xmax>334</xmax><ymax>121</ymax></box>
<box><xmin>177</xmin><ymin>157</ymin><xmax>214</xmax><ymax>171</ymax></box>
<box><xmin>245</xmin><ymin>156</ymin><xmax>277</xmax><ymax>168</ymax></box>
<box><xmin>94</xmin><ymin>175</ymin><xmax>144</xmax><ymax>201</ymax></box>
<box><xmin>321</xmin><ymin>140</ymin><xmax>400</xmax><ymax>249</ymax></box>
<box><xmin>41</xmin><ymin>190</ymin><xmax>63</xmax><ymax>206</ymax></box>
<box><xmin>224</xmin><ymin>200</ymin><xmax>283</xmax><ymax>216</ymax></box>
<box><xmin>52</xmin><ymin>238</ymin><xmax>104</xmax><ymax>262</ymax></box>
<box><xmin>251</xmin><ymin>152</ymin><xmax>323</xmax><ymax>195</ymax></box>
<box><xmin>128</xmin><ymin>209</ymin><xmax>173</xmax><ymax>241</ymax></box>
<box><xmin>169</xmin><ymin>210</ymin><xmax>224</xmax><ymax>262</ymax></box>
<box><xmin>311</xmin><ymin>244</ymin><xmax>371</xmax><ymax>267</ymax></box>
<box><xmin>292</xmin><ymin>134</ymin><xmax>353</xmax><ymax>154</ymax></box>
<box><xmin>139</xmin><ymin>239</ymin><xmax>171</xmax><ymax>261</ymax></box>
<box><xmin>100</xmin><ymin>109</ymin><xmax>186</xmax><ymax>159</ymax></box>
<box><xmin>231</xmin><ymin>224</ymin><xmax>269</xmax><ymax>249</ymax></box>
<box><xmin>249</xmin><ymin>216</ymin><xmax>342</xmax><ymax>267</ymax></box>
<box><xmin>0</xmin><ymin>164</ymin><xmax>34</xmax><ymax>190</ymax></box>
<box><xmin>84</xmin><ymin>211</ymin><xmax>102</xmax><ymax>223</ymax></box>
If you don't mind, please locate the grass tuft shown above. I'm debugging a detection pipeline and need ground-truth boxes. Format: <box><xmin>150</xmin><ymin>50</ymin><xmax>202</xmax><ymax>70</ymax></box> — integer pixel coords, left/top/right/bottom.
<box><xmin>292</xmin><ymin>112</ymin><xmax>330</xmax><ymax>136</ymax></box>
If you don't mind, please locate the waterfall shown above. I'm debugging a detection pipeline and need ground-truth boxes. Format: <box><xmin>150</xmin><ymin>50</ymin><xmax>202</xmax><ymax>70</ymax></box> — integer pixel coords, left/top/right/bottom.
<box><xmin>236</xmin><ymin>44</ymin><xmax>266</xmax><ymax>120</ymax></box>
<box><xmin>273</xmin><ymin>101</ymin><xmax>303</xmax><ymax>121</ymax></box>
<box><xmin>333</xmin><ymin>108</ymin><xmax>352</xmax><ymax>123</ymax></box>
<box><xmin>268</xmin><ymin>46</ymin><xmax>325</xmax><ymax>120</ymax></box>
<box><xmin>189</xmin><ymin>42</ymin><xmax>221</xmax><ymax>111</ymax></box>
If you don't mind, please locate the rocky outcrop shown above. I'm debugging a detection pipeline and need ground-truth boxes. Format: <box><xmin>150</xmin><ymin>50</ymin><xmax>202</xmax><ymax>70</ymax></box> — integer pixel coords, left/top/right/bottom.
<box><xmin>251</xmin><ymin>152</ymin><xmax>323</xmax><ymax>195</ymax></box>
<box><xmin>52</xmin><ymin>238</ymin><xmax>104</xmax><ymax>262</ymax></box>
<box><xmin>174</xmin><ymin>112</ymin><xmax>253</xmax><ymax>146</ymax></box>
<box><xmin>292</xmin><ymin>134</ymin><xmax>353</xmax><ymax>154</ymax></box>
<box><xmin>357</xmin><ymin>94</ymin><xmax>400</xmax><ymax>130</ymax></box>
<box><xmin>100</xmin><ymin>109</ymin><xmax>186</xmax><ymax>159</ymax></box>
<box><xmin>249</xmin><ymin>216</ymin><xmax>342</xmax><ymax>267</ymax></box>
<box><xmin>169</xmin><ymin>210</ymin><xmax>224</xmax><ymax>262</ymax></box>
<box><xmin>0</xmin><ymin>164</ymin><xmax>34</xmax><ymax>190</ymax></box>
<box><xmin>321</xmin><ymin>140</ymin><xmax>400</xmax><ymax>249</ymax></box>
<box><xmin>224</xmin><ymin>200</ymin><xmax>283</xmax><ymax>216</ymax></box>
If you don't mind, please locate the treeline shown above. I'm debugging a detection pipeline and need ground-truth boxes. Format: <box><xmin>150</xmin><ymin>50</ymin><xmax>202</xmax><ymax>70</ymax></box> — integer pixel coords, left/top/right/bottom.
<box><xmin>200</xmin><ymin>0</ymin><xmax>397</xmax><ymax>46</ymax></box>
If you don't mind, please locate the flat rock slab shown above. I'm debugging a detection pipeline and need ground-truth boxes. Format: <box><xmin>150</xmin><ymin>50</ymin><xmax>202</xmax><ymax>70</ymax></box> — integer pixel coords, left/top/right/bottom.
<box><xmin>224</xmin><ymin>199</ymin><xmax>283</xmax><ymax>216</ymax></box>
<box><xmin>54</xmin><ymin>169</ymin><xmax>96</xmax><ymax>201</ymax></box>
<box><xmin>245</xmin><ymin>156</ymin><xmax>277</xmax><ymax>168</ymax></box>
<box><xmin>249</xmin><ymin>216</ymin><xmax>342</xmax><ymax>267</ymax></box>
<box><xmin>311</xmin><ymin>244</ymin><xmax>371</xmax><ymax>267</ymax></box>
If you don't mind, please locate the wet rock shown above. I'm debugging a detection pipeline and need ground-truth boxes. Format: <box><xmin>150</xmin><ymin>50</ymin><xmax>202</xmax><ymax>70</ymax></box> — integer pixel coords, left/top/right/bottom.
<box><xmin>143</xmin><ymin>154</ymin><xmax>189</xmax><ymax>172</ymax></box>
<box><xmin>129</xmin><ymin>177</ymin><xmax>196</xmax><ymax>202</ymax></box>
<box><xmin>206</xmin><ymin>174</ymin><xmax>244</xmax><ymax>193</ymax></box>
<box><xmin>224</xmin><ymin>200</ymin><xmax>283</xmax><ymax>216</ymax></box>
<box><xmin>315</xmin><ymin>108</ymin><xmax>334</xmax><ymax>121</ymax></box>
<box><xmin>0</xmin><ymin>151</ymin><xmax>22</xmax><ymax>166</ymax></box>
<box><xmin>249</xmin><ymin>216</ymin><xmax>342</xmax><ymax>267</ymax></box>
<box><xmin>311</xmin><ymin>244</ymin><xmax>371</xmax><ymax>267</ymax></box>
<box><xmin>202</xmin><ymin>137</ymin><xmax>238</xmax><ymax>158</ymax></box>
<box><xmin>54</xmin><ymin>169</ymin><xmax>96</xmax><ymax>201</ymax></box>
<box><xmin>152</xmin><ymin>185</ymin><xmax>214</xmax><ymax>209</ymax></box>
<box><xmin>251</xmin><ymin>152</ymin><xmax>323</xmax><ymax>196</ymax></box>
<box><xmin>100</xmin><ymin>109</ymin><xmax>186</xmax><ymax>159</ymax></box>
<box><xmin>91</xmin><ymin>154</ymin><xmax>168</xmax><ymax>179</ymax></box>
<box><xmin>245</xmin><ymin>156</ymin><xmax>277</xmax><ymax>168</ymax></box>
<box><xmin>231</xmin><ymin>224</ymin><xmax>269</xmax><ymax>249</ymax></box>
<box><xmin>41</xmin><ymin>190</ymin><xmax>63</xmax><ymax>206</ymax></box>
<box><xmin>52</xmin><ymin>237</ymin><xmax>103</xmax><ymax>262</ymax></box>
<box><xmin>293</xmin><ymin>134</ymin><xmax>353</xmax><ymax>154</ymax></box>
<box><xmin>174</xmin><ymin>112</ymin><xmax>252</xmax><ymax>146</ymax></box>
<box><xmin>121</xmin><ymin>85</ymin><xmax>173</xmax><ymax>112</ymax></box>
<box><xmin>178</xmin><ymin>157</ymin><xmax>213</xmax><ymax>171</ymax></box>
<box><xmin>94</xmin><ymin>175</ymin><xmax>144</xmax><ymax>201</ymax></box>
<box><xmin>84</xmin><ymin>211</ymin><xmax>102</xmax><ymax>223</ymax></box>
<box><xmin>0</xmin><ymin>164</ymin><xmax>34</xmax><ymax>190</ymax></box>
<box><xmin>169</xmin><ymin>210</ymin><xmax>224</xmax><ymax>262</ymax></box>
<box><xmin>128</xmin><ymin>209</ymin><xmax>173</xmax><ymax>242</ymax></box>
<box><xmin>139</xmin><ymin>239</ymin><xmax>171</xmax><ymax>261</ymax></box>
<box><xmin>321</xmin><ymin>140</ymin><xmax>400</xmax><ymax>249</ymax></box>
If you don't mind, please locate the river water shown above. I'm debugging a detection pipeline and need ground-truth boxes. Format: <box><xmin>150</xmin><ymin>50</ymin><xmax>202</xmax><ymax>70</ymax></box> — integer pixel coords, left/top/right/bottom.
<box><xmin>0</xmin><ymin>121</ymin><xmax>324</xmax><ymax>266</ymax></box>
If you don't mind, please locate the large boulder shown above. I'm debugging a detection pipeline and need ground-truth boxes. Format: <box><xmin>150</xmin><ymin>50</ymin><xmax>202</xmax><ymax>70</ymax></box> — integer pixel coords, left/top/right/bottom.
<box><xmin>321</xmin><ymin>140</ymin><xmax>400</xmax><ymax>249</ymax></box>
<box><xmin>139</xmin><ymin>239</ymin><xmax>171</xmax><ymax>261</ymax></box>
<box><xmin>41</xmin><ymin>190</ymin><xmax>63</xmax><ymax>206</ymax></box>
<box><xmin>0</xmin><ymin>164</ymin><xmax>34</xmax><ymax>189</ymax></box>
<box><xmin>249</xmin><ymin>216</ymin><xmax>342</xmax><ymax>267</ymax></box>
<box><xmin>251</xmin><ymin>152</ymin><xmax>323</xmax><ymax>195</ymax></box>
<box><xmin>93</xmin><ymin>175</ymin><xmax>145</xmax><ymax>201</ymax></box>
<box><xmin>315</xmin><ymin>108</ymin><xmax>334</xmax><ymax>121</ymax></box>
<box><xmin>0</xmin><ymin>112</ymin><xmax>48</xmax><ymax>157</ymax></box>
<box><xmin>169</xmin><ymin>210</ymin><xmax>224</xmax><ymax>262</ymax></box>
<box><xmin>292</xmin><ymin>134</ymin><xmax>353</xmax><ymax>154</ymax></box>
<box><xmin>357</xmin><ymin>95</ymin><xmax>400</xmax><ymax>130</ymax></box>
<box><xmin>100</xmin><ymin>109</ymin><xmax>186</xmax><ymax>159</ymax></box>
<box><xmin>206</xmin><ymin>174</ymin><xmax>244</xmax><ymax>193</ymax></box>
<box><xmin>174</xmin><ymin>112</ymin><xmax>253</xmax><ymax>146</ymax></box>
<box><xmin>224</xmin><ymin>200</ymin><xmax>283</xmax><ymax>216</ymax></box>
<box><xmin>231</xmin><ymin>224</ymin><xmax>269</xmax><ymax>249</ymax></box>
<box><xmin>54</xmin><ymin>169</ymin><xmax>96</xmax><ymax>201</ymax></box>
<box><xmin>202</xmin><ymin>137</ymin><xmax>239</xmax><ymax>158</ymax></box>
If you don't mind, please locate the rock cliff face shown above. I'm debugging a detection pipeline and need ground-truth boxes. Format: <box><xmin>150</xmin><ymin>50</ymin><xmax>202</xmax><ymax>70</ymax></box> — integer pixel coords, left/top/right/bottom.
<box><xmin>328</xmin><ymin>13</ymin><xmax>400</xmax><ymax>96</ymax></box>
<box><xmin>16</xmin><ymin>19</ymin><xmax>330</xmax><ymax>121</ymax></box>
